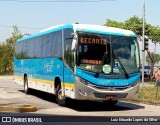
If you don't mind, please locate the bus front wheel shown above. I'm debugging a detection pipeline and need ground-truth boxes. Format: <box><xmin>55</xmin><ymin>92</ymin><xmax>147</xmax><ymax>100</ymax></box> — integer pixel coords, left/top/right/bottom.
<box><xmin>24</xmin><ymin>77</ymin><xmax>29</xmax><ymax>94</ymax></box>
<box><xmin>56</xmin><ymin>84</ymin><xmax>66</xmax><ymax>106</ymax></box>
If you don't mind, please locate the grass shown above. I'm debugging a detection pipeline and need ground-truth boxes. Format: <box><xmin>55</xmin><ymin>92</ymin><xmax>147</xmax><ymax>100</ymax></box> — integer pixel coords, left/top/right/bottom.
<box><xmin>147</xmin><ymin>81</ymin><xmax>155</xmax><ymax>85</ymax></box>
<box><xmin>137</xmin><ymin>86</ymin><xmax>160</xmax><ymax>105</ymax></box>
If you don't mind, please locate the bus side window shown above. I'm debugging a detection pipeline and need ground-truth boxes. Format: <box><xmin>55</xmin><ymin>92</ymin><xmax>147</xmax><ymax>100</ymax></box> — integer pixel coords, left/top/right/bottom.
<box><xmin>34</xmin><ymin>37</ymin><xmax>42</xmax><ymax>58</ymax></box>
<box><xmin>24</xmin><ymin>41</ymin><xmax>29</xmax><ymax>58</ymax></box>
<box><xmin>51</xmin><ymin>31</ymin><xmax>62</xmax><ymax>58</ymax></box>
<box><xmin>28</xmin><ymin>39</ymin><xmax>35</xmax><ymax>58</ymax></box>
<box><xmin>42</xmin><ymin>34</ymin><xmax>53</xmax><ymax>58</ymax></box>
<box><xmin>15</xmin><ymin>42</ymin><xmax>24</xmax><ymax>59</ymax></box>
<box><xmin>46</xmin><ymin>35</ymin><xmax>52</xmax><ymax>57</ymax></box>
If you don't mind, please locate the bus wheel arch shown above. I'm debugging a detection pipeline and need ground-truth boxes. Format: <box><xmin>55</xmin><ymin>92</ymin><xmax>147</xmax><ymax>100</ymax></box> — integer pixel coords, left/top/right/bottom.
<box><xmin>54</xmin><ymin>77</ymin><xmax>61</xmax><ymax>91</ymax></box>
<box><xmin>54</xmin><ymin>77</ymin><xmax>66</xmax><ymax>106</ymax></box>
<box><xmin>24</xmin><ymin>73</ymin><xmax>29</xmax><ymax>94</ymax></box>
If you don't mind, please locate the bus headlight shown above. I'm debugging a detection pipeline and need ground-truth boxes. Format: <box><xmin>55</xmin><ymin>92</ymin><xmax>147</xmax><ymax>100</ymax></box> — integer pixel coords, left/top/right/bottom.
<box><xmin>77</xmin><ymin>77</ymin><xmax>91</xmax><ymax>86</ymax></box>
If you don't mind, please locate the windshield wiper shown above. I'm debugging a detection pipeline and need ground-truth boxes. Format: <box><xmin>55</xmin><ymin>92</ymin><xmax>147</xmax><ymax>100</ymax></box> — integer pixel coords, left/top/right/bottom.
<box><xmin>114</xmin><ymin>55</ymin><xmax>129</xmax><ymax>79</ymax></box>
<box><xmin>95</xmin><ymin>51</ymin><xmax>108</xmax><ymax>78</ymax></box>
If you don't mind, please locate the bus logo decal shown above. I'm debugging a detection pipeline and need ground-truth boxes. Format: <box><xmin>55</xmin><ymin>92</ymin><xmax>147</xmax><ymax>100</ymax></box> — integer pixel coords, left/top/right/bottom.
<box><xmin>44</xmin><ymin>60</ymin><xmax>54</xmax><ymax>73</ymax></box>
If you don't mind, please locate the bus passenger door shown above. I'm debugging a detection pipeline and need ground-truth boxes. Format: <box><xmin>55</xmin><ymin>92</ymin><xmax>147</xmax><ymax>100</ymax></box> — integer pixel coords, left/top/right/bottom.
<box><xmin>64</xmin><ymin>44</ymin><xmax>74</xmax><ymax>97</ymax></box>
<box><xmin>63</xmin><ymin>28</ymin><xmax>74</xmax><ymax>98</ymax></box>
<box><xmin>63</xmin><ymin>29</ymin><xmax>74</xmax><ymax>98</ymax></box>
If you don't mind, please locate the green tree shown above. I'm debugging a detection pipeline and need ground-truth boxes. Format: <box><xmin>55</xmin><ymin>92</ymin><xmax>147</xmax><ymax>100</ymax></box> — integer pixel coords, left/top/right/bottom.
<box><xmin>146</xmin><ymin>52</ymin><xmax>160</xmax><ymax>65</ymax></box>
<box><xmin>105</xmin><ymin>15</ymin><xmax>151</xmax><ymax>36</ymax></box>
<box><xmin>147</xmin><ymin>26</ymin><xmax>160</xmax><ymax>77</ymax></box>
<box><xmin>5</xmin><ymin>26</ymin><xmax>24</xmax><ymax>72</ymax></box>
<box><xmin>0</xmin><ymin>44</ymin><xmax>6</xmax><ymax>73</ymax></box>
<box><xmin>148</xmin><ymin>26</ymin><xmax>160</xmax><ymax>54</ymax></box>
<box><xmin>0</xmin><ymin>26</ymin><xmax>25</xmax><ymax>75</ymax></box>
<box><xmin>124</xmin><ymin>15</ymin><xmax>143</xmax><ymax>35</ymax></box>
<box><xmin>105</xmin><ymin>19</ymin><xmax>125</xmax><ymax>29</ymax></box>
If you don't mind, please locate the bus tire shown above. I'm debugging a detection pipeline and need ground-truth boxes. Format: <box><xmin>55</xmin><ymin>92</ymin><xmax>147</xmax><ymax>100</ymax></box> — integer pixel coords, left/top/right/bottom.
<box><xmin>103</xmin><ymin>100</ymin><xmax>118</xmax><ymax>105</ymax></box>
<box><xmin>24</xmin><ymin>77</ymin><xmax>29</xmax><ymax>94</ymax></box>
<box><xmin>56</xmin><ymin>84</ymin><xmax>66</xmax><ymax>106</ymax></box>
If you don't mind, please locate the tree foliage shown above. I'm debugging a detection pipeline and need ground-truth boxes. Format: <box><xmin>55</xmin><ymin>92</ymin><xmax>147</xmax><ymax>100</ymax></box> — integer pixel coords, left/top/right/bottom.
<box><xmin>105</xmin><ymin>19</ymin><xmax>125</xmax><ymax>29</ymax></box>
<box><xmin>124</xmin><ymin>16</ymin><xmax>143</xmax><ymax>35</ymax></box>
<box><xmin>105</xmin><ymin>15</ymin><xmax>153</xmax><ymax>36</ymax></box>
<box><xmin>146</xmin><ymin>52</ymin><xmax>160</xmax><ymax>65</ymax></box>
<box><xmin>0</xmin><ymin>26</ymin><xmax>24</xmax><ymax>75</ymax></box>
<box><xmin>148</xmin><ymin>25</ymin><xmax>160</xmax><ymax>44</ymax></box>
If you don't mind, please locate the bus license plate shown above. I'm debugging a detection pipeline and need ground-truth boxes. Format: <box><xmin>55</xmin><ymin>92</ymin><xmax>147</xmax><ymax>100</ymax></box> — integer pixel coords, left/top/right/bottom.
<box><xmin>106</xmin><ymin>95</ymin><xmax>117</xmax><ymax>100</ymax></box>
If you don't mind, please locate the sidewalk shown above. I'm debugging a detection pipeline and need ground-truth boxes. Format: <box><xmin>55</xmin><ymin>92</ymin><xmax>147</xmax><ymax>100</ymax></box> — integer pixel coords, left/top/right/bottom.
<box><xmin>140</xmin><ymin>82</ymin><xmax>154</xmax><ymax>87</ymax></box>
<box><xmin>0</xmin><ymin>76</ymin><xmax>13</xmax><ymax>80</ymax></box>
<box><xmin>0</xmin><ymin>91</ymin><xmax>37</xmax><ymax>112</ymax></box>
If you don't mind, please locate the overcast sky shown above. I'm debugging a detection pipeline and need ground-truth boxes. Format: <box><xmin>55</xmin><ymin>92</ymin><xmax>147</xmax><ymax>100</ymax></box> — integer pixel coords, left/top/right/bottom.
<box><xmin>0</xmin><ymin>0</ymin><xmax>159</xmax><ymax>42</ymax></box>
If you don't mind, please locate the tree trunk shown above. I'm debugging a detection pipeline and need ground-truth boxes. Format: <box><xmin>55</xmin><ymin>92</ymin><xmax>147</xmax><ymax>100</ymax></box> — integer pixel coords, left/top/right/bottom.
<box><xmin>146</xmin><ymin>50</ymin><xmax>154</xmax><ymax>79</ymax></box>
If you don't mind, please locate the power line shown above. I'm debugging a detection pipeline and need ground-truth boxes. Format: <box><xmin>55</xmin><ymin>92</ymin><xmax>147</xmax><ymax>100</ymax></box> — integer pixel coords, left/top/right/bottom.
<box><xmin>0</xmin><ymin>25</ymin><xmax>44</xmax><ymax>29</ymax></box>
<box><xmin>0</xmin><ymin>0</ymin><xmax>116</xmax><ymax>2</ymax></box>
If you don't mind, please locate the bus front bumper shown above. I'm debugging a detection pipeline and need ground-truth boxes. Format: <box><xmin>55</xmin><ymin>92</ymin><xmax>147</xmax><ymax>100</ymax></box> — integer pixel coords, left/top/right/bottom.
<box><xmin>74</xmin><ymin>76</ymin><xmax>140</xmax><ymax>101</ymax></box>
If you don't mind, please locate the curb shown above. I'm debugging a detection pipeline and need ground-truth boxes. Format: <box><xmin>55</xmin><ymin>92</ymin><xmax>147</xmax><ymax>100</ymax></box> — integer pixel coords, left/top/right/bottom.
<box><xmin>0</xmin><ymin>104</ymin><xmax>37</xmax><ymax>112</ymax></box>
<box><xmin>0</xmin><ymin>76</ymin><xmax>13</xmax><ymax>80</ymax></box>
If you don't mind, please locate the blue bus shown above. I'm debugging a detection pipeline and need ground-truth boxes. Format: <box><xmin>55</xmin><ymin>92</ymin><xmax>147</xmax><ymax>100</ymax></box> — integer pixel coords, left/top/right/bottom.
<box><xmin>14</xmin><ymin>24</ymin><xmax>140</xmax><ymax>106</ymax></box>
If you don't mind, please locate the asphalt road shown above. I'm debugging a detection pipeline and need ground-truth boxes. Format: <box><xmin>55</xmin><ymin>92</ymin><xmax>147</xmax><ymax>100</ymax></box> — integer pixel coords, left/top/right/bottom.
<box><xmin>0</xmin><ymin>76</ymin><xmax>160</xmax><ymax>124</ymax></box>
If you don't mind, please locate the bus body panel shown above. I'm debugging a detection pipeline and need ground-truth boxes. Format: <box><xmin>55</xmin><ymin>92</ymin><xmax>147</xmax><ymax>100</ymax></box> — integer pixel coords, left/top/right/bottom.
<box><xmin>14</xmin><ymin>57</ymin><xmax>75</xmax><ymax>97</ymax></box>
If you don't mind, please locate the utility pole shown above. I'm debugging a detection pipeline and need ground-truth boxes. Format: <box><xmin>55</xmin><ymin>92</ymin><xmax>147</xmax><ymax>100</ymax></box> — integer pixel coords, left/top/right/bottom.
<box><xmin>142</xmin><ymin>0</ymin><xmax>145</xmax><ymax>84</ymax></box>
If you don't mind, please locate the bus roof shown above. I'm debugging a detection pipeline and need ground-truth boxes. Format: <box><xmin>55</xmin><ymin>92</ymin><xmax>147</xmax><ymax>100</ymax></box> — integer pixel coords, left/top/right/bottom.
<box><xmin>17</xmin><ymin>24</ymin><xmax>136</xmax><ymax>42</ymax></box>
<box><xmin>73</xmin><ymin>24</ymin><xmax>136</xmax><ymax>36</ymax></box>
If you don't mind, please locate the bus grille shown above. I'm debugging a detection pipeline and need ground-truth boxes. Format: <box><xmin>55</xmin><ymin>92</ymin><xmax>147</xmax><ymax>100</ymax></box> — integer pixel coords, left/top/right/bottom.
<box><xmin>90</xmin><ymin>85</ymin><xmax>129</xmax><ymax>91</ymax></box>
<box><xmin>94</xmin><ymin>92</ymin><xmax>128</xmax><ymax>99</ymax></box>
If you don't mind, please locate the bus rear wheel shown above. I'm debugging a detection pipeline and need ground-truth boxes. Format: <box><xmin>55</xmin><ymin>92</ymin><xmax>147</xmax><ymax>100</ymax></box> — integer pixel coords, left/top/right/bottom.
<box><xmin>103</xmin><ymin>100</ymin><xmax>118</xmax><ymax>105</ymax></box>
<box><xmin>24</xmin><ymin>77</ymin><xmax>29</xmax><ymax>94</ymax></box>
<box><xmin>56</xmin><ymin>84</ymin><xmax>66</xmax><ymax>106</ymax></box>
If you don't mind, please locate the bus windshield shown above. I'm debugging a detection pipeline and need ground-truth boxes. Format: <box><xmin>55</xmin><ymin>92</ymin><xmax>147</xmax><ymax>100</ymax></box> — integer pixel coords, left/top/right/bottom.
<box><xmin>76</xmin><ymin>32</ymin><xmax>140</xmax><ymax>75</ymax></box>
